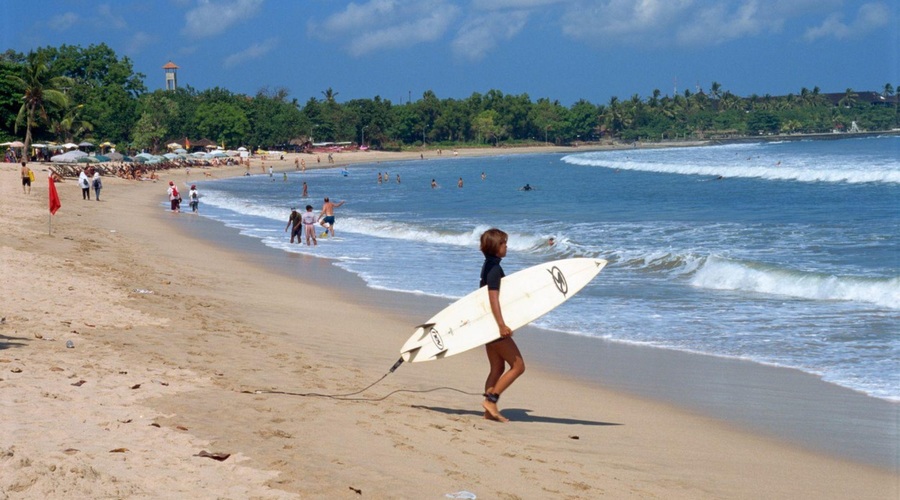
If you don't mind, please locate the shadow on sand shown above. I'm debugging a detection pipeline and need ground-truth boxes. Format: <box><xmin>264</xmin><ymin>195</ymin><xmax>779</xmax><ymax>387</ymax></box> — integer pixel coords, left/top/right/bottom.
<box><xmin>0</xmin><ymin>333</ymin><xmax>30</xmax><ymax>351</ymax></box>
<box><xmin>411</xmin><ymin>405</ymin><xmax>621</xmax><ymax>426</ymax></box>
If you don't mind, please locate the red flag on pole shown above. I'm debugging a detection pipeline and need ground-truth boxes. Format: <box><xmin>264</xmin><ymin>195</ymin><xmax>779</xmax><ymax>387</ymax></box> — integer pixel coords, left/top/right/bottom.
<box><xmin>49</xmin><ymin>174</ymin><xmax>61</xmax><ymax>215</ymax></box>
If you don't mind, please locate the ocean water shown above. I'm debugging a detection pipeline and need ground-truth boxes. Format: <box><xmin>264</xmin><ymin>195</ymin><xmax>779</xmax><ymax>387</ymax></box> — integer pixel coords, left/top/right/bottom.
<box><xmin>191</xmin><ymin>136</ymin><xmax>899</xmax><ymax>402</ymax></box>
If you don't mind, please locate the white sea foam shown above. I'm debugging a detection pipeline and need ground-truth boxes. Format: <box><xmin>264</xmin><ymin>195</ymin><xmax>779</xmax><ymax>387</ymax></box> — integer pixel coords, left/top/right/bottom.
<box><xmin>692</xmin><ymin>256</ymin><xmax>900</xmax><ymax>309</ymax></box>
<box><xmin>562</xmin><ymin>139</ymin><xmax>900</xmax><ymax>184</ymax></box>
<box><xmin>563</xmin><ymin>155</ymin><xmax>900</xmax><ymax>184</ymax></box>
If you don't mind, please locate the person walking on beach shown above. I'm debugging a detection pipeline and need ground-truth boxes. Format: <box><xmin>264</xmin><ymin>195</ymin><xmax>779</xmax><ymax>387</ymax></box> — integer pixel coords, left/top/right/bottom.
<box><xmin>20</xmin><ymin>162</ymin><xmax>31</xmax><ymax>194</ymax></box>
<box><xmin>167</xmin><ymin>181</ymin><xmax>181</xmax><ymax>212</ymax></box>
<box><xmin>189</xmin><ymin>185</ymin><xmax>199</xmax><ymax>212</ymax></box>
<box><xmin>479</xmin><ymin>228</ymin><xmax>524</xmax><ymax>422</ymax></box>
<box><xmin>285</xmin><ymin>207</ymin><xmax>302</xmax><ymax>244</ymax></box>
<box><xmin>318</xmin><ymin>197</ymin><xmax>345</xmax><ymax>237</ymax></box>
<box><xmin>92</xmin><ymin>171</ymin><xmax>102</xmax><ymax>201</ymax></box>
<box><xmin>301</xmin><ymin>205</ymin><xmax>318</xmax><ymax>246</ymax></box>
<box><xmin>79</xmin><ymin>169</ymin><xmax>91</xmax><ymax>200</ymax></box>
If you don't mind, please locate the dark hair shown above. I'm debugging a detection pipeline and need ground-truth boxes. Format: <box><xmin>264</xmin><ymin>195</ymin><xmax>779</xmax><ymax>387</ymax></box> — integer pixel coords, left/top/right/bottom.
<box><xmin>480</xmin><ymin>228</ymin><xmax>508</xmax><ymax>257</ymax></box>
<box><xmin>305</xmin><ymin>205</ymin><xmax>313</xmax><ymax>210</ymax></box>
<box><xmin>324</xmin><ymin>197</ymin><xmax>329</xmax><ymax>202</ymax></box>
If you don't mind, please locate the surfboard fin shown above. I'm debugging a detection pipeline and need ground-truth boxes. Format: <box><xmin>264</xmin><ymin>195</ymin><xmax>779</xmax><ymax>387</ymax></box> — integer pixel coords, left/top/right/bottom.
<box><xmin>412</xmin><ymin>323</ymin><xmax>436</xmax><ymax>341</ymax></box>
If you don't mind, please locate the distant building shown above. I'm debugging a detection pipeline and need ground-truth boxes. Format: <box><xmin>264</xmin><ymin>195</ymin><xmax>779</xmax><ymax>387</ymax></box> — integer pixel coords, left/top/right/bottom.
<box><xmin>823</xmin><ymin>91</ymin><xmax>898</xmax><ymax>107</ymax></box>
<box><xmin>163</xmin><ymin>61</ymin><xmax>179</xmax><ymax>91</ymax></box>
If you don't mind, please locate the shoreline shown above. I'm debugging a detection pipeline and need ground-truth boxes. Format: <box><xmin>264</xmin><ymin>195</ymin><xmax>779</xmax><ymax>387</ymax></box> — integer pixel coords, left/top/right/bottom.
<box><xmin>172</xmin><ymin>187</ymin><xmax>899</xmax><ymax>470</ymax></box>
<box><xmin>2</xmin><ymin>145</ymin><xmax>897</xmax><ymax>498</ymax></box>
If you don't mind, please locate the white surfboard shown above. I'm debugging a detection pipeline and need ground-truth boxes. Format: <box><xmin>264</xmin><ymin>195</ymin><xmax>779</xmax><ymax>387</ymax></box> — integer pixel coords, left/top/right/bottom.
<box><xmin>400</xmin><ymin>258</ymin><xmax>607</xmax><ymax>363</ymax></box>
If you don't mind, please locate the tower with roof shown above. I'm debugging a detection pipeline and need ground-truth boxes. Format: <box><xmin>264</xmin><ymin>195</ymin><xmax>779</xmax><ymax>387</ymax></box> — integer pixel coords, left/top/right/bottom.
<box><xmin>163</xmin><ymin>61</ymin><xmax>179</xmax><ymax>91</ymax></box>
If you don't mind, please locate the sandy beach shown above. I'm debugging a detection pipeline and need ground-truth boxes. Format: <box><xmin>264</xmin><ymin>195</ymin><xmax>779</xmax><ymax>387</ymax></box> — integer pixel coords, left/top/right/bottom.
<box><xmin>1</xmin><ymin>147</ymin><xmax>897</xmax><ymax>499</ymax></box>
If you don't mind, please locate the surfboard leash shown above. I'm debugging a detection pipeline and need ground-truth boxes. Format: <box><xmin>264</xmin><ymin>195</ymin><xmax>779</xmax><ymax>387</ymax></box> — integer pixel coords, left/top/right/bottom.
<box><xmin>242</xmin><ymin>357</ymin><xmax>481</xmax><ymax>402</ymax></box>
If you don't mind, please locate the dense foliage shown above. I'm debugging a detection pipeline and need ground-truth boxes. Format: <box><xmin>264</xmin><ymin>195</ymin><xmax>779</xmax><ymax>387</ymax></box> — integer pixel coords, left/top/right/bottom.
<box><xmin>1</xmin><ymin>44</ymin><xmax>897</xmax><ymax>153</ymax></box>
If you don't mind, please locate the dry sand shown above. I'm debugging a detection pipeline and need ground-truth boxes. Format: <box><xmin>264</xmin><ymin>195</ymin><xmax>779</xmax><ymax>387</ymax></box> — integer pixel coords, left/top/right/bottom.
<box><xmin>1</xmin><ymin>148</ymin><xmax>897</xmax><ymax>499</ymax></box>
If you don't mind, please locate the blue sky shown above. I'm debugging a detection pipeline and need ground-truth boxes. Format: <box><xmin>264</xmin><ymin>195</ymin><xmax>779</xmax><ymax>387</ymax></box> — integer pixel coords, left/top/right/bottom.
<box><xmin>7</xmin><ymin>0</ymin><xmax>899</xmax><ymax>105</ymax></box>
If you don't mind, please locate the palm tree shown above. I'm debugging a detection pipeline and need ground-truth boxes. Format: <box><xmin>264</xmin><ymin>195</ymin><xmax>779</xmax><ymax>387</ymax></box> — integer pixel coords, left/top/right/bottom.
<box><xmin>709</xmin><ymin>81</ymin><xmax>722</xmax><ymax>100</ymax></box>
<box><xmin>9</xmin><ymin>52</ymin><xmax>72</xmax><ymax>156</ymax></box>
<box><xmin>882</xmin><ymin>83</ymin><xmax>894</xmax><ymax>97</ymax></box>
<box><xmin>51</xmin><ymin>104</ymin><xmax>93</xmax><ymax>143</ymax></box>
<box><xmin>648</xmin><ymin>89</ymin><xmax>661</xmax><ymax>109</ymax></box>
<box><xmin>320</xmin><ymin>87</ymin><xmax>339</xmax><ymax>103</ymax></box>
<box><xmin>838</xmin><ymin>88</ymin><xmax>858</xmax><ymax>108</ymax></box>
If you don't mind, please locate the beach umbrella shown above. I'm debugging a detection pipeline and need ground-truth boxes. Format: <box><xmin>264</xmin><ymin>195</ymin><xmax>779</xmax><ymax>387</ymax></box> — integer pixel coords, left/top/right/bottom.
<box><xmin>163</xmin><ymin>152</ymin><xmax>178</xmax><ymax>160</ymax></box>
<box><xmin>237</xmin><ymin>146</ymin><xmax>247</xmax><ymax>151</ymax></box>
<box><xmin>63</xmin><ymin>142</ymin><xmax>78</xmax><ymax>149</ymax></box>
<box><xmin>76</xmin><ymin>156</ymin><xmax>99</xmax><ymax>163</ymax></box>
<box><xmin>122</xmin><ymin>155</ymin><xmax>134</xmax><ymax>162</ymax></box>
<box><xmin>167</xmin><ymin>142</ymin><xmax>182</xmax><ymax>149</ymax></box>
<box><xmin>174</xmin><ymin>148</ymin><xmax>188</xmax><ymax>154</ymax></box>
<box><xmin>31</xmin><ymin>143</ymin><xmax>48</xmax><ymax>148</ymax></box>
<box><xmin>107</xmin><ymin>152</ymin><xmax>124</xmax><ymax>161</ymax></box>
<box><xmin>94</xmin><ymin>154</ymin><xmax>111</xmax><ymax>162</ymax></box>
<box><xmin>9</xmin><ymin>141</ymin><xmax>24</xmax><ymax>147</ymax></box>
<box><xmin>78</xmin><ymin>141</ymin><xmax>94</xmax><ymax>147</ymax></box>
<box><xmin>210</xmin><ymin>151</ymin><xmax>228</xmax><ymax>158</ymax></box>
<box><xmin>50</xmin><ymin>150</ymin><xmax>87</xmax><ymax>162</ymax></box>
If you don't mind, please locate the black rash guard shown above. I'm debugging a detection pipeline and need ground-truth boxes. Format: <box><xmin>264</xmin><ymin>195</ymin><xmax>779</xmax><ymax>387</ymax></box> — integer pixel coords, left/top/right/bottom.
<box><xmin>480</xmin><ymin>255</ymin><xmax>505</xmax><ymax>290</ymax></box>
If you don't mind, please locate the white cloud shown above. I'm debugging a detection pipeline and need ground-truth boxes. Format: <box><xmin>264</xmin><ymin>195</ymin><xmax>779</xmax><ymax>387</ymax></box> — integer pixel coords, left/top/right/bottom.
<box><xmin>125</xmin><ymin>32</ymin><xmax>155</xmax><ymax>54</ymax></box>
<box><xmin>556</xmin><ymin>0</ymin><xmax>888</xmax><ymax>48</ymax></box>
<box><xmin>310</xmin><ymin>0</ymin><xmax>460</xmax><ymax>57</ymax></box>
<box><xmin>223</xmin><ymin>37</ymin><xmax>278</xmax><ymax>68</ymax></box>
<box><xmin>560</xmin><ymin>0</ymin><xmax>693</xmax><ymax>45</ymax></box>
<box><xmin>471</xmin><ymin>0</ymin><xmax>568</xmax><ymax>9</ymax></box>
<box><xmin>676</xmin><ymin>2</ymin><xmax>771</xmax><ymax>46</ymax></box>
<box><xmin>48</xmin><ymin>12</ymin><xmax>79</xmax><ymax>32</ymax></box>
<box><xmin>451</xmin><ymin>11</ymin><xmax>529</xmax><ymax>61</ymax></box>
<box><xmin>803</xmin><ymin>2</ymin><xmax>891</xmax><ymax>41</ymax></box>
<box><xmin>97</xmin><ymin>4</ymin><xmax>127</xmax><ymax>30</ymax></box>
<box><xmin>183</xmin><ymin>0</ymin><xmax>263</xmax><ymax>38</ymax></box>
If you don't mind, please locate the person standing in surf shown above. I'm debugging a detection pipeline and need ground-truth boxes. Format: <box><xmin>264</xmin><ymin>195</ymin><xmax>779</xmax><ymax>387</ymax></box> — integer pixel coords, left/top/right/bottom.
<box><xmin>318</xmin><ymin>197</ymin><xmax>345</xmax><ymax>237</ymax></box>
<box><xmin>480</xmin><ymin>228</ymin><xmax>525</xmax><ymax>422</ymax></box>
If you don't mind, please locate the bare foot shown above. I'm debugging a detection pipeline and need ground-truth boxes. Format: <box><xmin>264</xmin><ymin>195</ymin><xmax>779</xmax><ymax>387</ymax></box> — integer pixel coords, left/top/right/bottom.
<box><xmin>483</xmin><ymin>410</ymin><xmax>506</xmax><ymax>422</ymax></box>
<box><xmin>482</xmin><ymin>400</ymin><xmax>509</xmax><ymax>422</ymax></box>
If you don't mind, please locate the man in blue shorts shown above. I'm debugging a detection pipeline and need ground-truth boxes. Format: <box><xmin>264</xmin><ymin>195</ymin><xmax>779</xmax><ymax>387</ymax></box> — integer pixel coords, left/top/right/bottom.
<box><xmin>318</xmin><ymin>197</ymin><xmax>345</xmax><ymax>237</ymax></box>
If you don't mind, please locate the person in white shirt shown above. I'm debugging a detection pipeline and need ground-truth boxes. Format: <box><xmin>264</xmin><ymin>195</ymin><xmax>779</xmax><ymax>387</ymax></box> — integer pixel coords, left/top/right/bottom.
<box><xmin>301</xmin><ymin>205</ymin><xmax>318</xmax><ymax>246</ymax></box>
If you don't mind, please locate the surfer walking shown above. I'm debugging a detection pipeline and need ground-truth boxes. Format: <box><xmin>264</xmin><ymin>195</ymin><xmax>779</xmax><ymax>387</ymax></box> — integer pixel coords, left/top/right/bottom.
<box><xmin>479</xmin><ymin>228</ymin><xmax>525</xmax><ymax>422</ymax></box>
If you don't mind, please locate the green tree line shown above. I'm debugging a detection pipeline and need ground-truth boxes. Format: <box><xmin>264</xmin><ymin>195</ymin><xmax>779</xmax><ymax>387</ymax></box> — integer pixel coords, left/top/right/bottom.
<box><xmin>2</xmin><ymin>44</ymin><xmax>898</xmax><ymax>154</ymax></box>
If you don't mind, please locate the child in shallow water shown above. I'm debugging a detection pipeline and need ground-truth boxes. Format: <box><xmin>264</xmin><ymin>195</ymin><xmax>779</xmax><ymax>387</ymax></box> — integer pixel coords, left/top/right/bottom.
<box><xmin>479</xmin><ymin>228</ymin><xmax>525</xmax><ymax>422</ymax></box>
